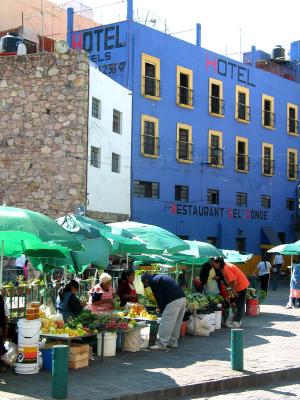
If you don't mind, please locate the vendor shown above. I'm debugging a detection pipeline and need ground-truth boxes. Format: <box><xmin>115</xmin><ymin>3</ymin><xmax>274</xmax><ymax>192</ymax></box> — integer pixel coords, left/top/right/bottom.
<box><xmin>117</xmin><ymin>269</ymin><xmax>138</xmax><ymax>307</ymax></box>
<box><xmin>56</xmin><ymin>280</ymin><xmax>84</xmax><ymax>322</ymax></box>
<box><xmin>88</xmin><ymin>272</ymin><xmax>114</xmax><ymax>313</ymax></box>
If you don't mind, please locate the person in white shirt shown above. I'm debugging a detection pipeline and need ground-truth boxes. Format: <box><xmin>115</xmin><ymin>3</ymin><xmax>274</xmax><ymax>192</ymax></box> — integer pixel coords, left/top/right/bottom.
<box><xmin>15</xmin><ymin>253</ymin><xmax>26</xmax><ymax>277</ymax></box>
<box><xmin>274</xmin><ymin>253</ymin><xmax>284</xmax><ymax>277</ymax></box>
<box><xmin>254</xmin><ymin>255</ymin><xmax>271</xmax><ymax>292</ymax></box>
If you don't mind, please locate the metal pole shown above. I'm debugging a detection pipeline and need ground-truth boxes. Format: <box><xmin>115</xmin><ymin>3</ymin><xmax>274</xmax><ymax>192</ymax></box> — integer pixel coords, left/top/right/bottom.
<box><xmin>52</xmin><ymin>345</ymin><xmax>69</xmax><ymax>399</ymax></box>
<box><xmin>231</xmin><ymin>328</ymin><xmax>244</xmax><ymax>371</ymax></box>
<box><xmin>0</xmin><ymin>240</ymin><xmax>4</xmax><ymax>290</ymax></box>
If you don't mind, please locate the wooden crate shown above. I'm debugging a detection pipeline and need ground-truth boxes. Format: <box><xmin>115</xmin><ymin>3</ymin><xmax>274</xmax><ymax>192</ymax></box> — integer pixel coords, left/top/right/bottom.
<box><xmin>69</xmin><ymin>357</ymin><xmax>89</xmax><ymax>369</ymax></box>
<box><xmin>69</xmin><ymin>344</ymin><xmax>89</xmax><ymax>355</ymax></box>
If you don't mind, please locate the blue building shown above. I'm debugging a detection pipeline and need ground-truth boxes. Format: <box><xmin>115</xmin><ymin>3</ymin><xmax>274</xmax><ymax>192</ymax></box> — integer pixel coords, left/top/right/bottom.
<box><xmin>67</xmin><ymin>1</ymin><xmax>300</xmax><ymax>254</ymax></box>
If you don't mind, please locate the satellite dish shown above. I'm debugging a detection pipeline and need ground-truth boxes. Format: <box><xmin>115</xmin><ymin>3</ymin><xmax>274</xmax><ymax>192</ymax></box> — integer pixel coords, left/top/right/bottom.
<box><xmin>17</xmin><ymin>42</ymin><xmax>27</xmax><ymax>55</ymax></box>
<box><xmin>55</xmin><ymin>40</ymin><xmax>69</xmax><ymax>54</ymax></box>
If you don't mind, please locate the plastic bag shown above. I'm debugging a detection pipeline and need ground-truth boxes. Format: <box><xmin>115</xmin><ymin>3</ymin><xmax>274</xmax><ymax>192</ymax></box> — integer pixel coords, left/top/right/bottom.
<box><xmin>0</xmin><ymin>341</ymin><xmax>17</xmax><ymax>367</ymax></box>
<box><xmin>187</xmin><ymin>314</ymin><xmax>211</xmax><ymax>336</ymax></box>
<box><xmin>122</xmin><ymin>329</ymin><xmax>141</xmax><ymax>352</ymax></box>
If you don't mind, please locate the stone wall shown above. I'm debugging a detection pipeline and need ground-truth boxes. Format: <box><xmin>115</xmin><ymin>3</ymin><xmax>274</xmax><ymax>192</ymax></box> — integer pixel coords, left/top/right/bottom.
<box><xmin>0</xmin><ymin>50</ymin><xmax>89</xmax><ymax>218</ymax></box>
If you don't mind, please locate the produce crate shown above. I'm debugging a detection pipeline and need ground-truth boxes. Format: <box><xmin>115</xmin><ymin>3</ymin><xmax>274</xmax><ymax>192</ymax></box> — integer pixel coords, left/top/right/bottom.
<box><xmin>69</xmin><ymin>344</ymin><xmax>89</xmax><ymax>369</ymax></box>
<box><xmin>69</xmin><ymin>357</ymin><xmax>89</xmax><ymax>369</ymax></box>
<box><xmin>69</xmin><ymin>344</ymin><xmax>89</xmax><ymax>355</ymax></box>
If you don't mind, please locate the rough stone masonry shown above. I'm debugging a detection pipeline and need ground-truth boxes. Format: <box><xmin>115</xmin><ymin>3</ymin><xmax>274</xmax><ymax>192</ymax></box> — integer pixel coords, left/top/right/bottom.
<box><xmin>0</xmin><ymin>50</ymin><xmax>89</xmax><ymax>218</ymax></box>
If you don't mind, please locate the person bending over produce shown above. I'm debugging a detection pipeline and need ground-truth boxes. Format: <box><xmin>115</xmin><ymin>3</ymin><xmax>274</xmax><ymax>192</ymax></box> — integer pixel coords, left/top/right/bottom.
<box><xmin>141</xmin><ymin>273</ymin><xmax>186</xmax><ymax>350</ymax></box>
<box><xmin>117</xmin><ymin>269</ymin><xmax>138</xmax><ymax>307</ymax></box>
<box><xmin>88</xmin><ymin>273</ymin><xmax>114</xmax><ymax>313</ymax></box>
<box><xmin>212</xmin><ymin>257</ymin><xmax>249</xmax><ymax>328</ymax></box>
<box><xmin>56</xmin><ymin>280</ymin><xmax>84</xmax><ymax>322</ymax></box>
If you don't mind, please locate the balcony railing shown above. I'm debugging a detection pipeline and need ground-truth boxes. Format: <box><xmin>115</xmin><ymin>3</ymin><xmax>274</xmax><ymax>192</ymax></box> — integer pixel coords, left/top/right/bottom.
<box><xmin>208</xmin><ymin>147</ymin><xmax>224</xmax><ymax>166</ymax></box>
<box><xmin>209</xmin><ymin>96</ymin><xmax>225</xmax><ymax>116</ymax></box>
<box><xmin>263</xmin><ymin>110</ymin><xmax>276</xmax><ymax>128</ymax></box>
<box><xmin>236</xmin><ymin>154</ymin><xmax>250</xmax><ymax>171</ymax></box>
<box><xmin>176</xmin><ymin>141</ymin><xmax>193</xmax><ymax>161</ymax></box>
<box><xmin>141</xmin><ymin>135</ymin><xmax>160</xmax><ymax>156</ymax></box>
<box><xmin>236</xmin><ymin>103</ymin><xmax>251</xmax><ymax>121</ymax></box>
<box><xmin>262</xmin><ymin>158</ymin><xmax>275</xmax><ymax>175</ymax></box>
<box><xmin>288</xmin><ymin>163</ymin><xmax>298</xmax><ymax>179</ymax></box>
<box><xmin>142</xmin><ymin>76</ymin><xmax>161</xmax><ymax>98</ymax></box>
<box><xmin>177</xmin><ymin>86</ymin><xmax>194</xmax><ymax>107</ymax></box>
<box><xmin>288</xmin><ymin>118</ymin><xmax>299</xmax><ymax>134</ymax></box>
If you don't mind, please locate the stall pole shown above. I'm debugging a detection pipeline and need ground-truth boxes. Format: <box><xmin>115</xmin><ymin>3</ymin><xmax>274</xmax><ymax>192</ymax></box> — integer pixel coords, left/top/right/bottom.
<box><xmin>231</xmin><ymin>328</ymin><xmax>244</xmax><ymax>371</ymax></box>
<box><xmin>52</xmin><ymin>345</ymin><xmax>69</xmax><ymax>399</ymax></box>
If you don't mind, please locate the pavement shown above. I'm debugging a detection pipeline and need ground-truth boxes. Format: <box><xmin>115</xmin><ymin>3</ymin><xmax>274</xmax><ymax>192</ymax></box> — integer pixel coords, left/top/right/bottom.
<box><xmin>1</xmin><ymin>278</ymin><xmax>300</xmax><ymax>400</ymax></box>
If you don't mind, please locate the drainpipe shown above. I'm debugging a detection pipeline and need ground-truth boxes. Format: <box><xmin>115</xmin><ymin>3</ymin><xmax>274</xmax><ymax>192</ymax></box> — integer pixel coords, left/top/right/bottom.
<box><xmin>127</xmin><ymin>0</ymin><xmax>133</xmax><ymax>21</ymax></box>
<box><xmin>67</xmin><ymin>7</ymin><xmax>74</xmax><ymax>48</ymax></box>
<box><xmin>196</xmin><ymin>23</ymin><xmax>201</xmax><ymax>47</ymax></box>
<box><xmin>251</xmin><ymin>45</ymin><xmax>256</xmax><ymax>67</ymax></box>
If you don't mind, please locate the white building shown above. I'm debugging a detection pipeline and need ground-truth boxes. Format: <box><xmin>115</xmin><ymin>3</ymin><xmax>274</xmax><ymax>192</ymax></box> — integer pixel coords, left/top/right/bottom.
<box><xmin>87</xmin><ymin>64</ymin><xmax>132</xmax><ymax>221</ymax></box>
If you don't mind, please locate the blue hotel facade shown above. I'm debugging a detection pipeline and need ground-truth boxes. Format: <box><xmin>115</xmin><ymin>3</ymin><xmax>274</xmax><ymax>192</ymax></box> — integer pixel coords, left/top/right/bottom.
<box><xmin>67</xmin><ymin>1</ymin><xmax>300</xmax><ymax>254</ymax></box>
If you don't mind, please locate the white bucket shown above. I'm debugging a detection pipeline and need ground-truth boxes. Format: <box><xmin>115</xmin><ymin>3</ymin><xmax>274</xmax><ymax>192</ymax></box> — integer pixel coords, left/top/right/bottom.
<box><xmin>97</xmin><ymin>332</ymin><xmax>117</xmax><ymax>357</ymax></box>
<box><xmin>140</xmin><ymin>325</ymin><xmax>150</xmax><ymax>349</ymax></box>
<box><xmin>15</xmin><ymin>344</ymin><xmax>39</xmax><ymax>374</ymax></box>
<box><xmin>215</xmin><ymin>310</ymin><xmax>222</xmax><ymax>329</ymax></box>
<box><xmin>210</xmin><ymin>313</ymin><xmax>215</xmax><ymax>332</ymax></box>
<box><xmin>18</xmin><ymin>319</ymin><xmax>41</xmax><ymax>345</ymax></box>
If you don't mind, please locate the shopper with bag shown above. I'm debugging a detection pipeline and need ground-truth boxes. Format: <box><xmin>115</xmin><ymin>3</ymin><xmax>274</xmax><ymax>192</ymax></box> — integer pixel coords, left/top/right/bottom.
<box><xmin>0</xmin><ymin>294</ymin><xmax>8</xmax><ymax>371</ymax></box>
<box><xmin>254</xmin><ymin>255</ymin><xmax>271</xmax><ymax>292</ymax></box>
<box><xmin>141</xmin><ymin>273</ymin><xmax>186</xmax><ymax>350</ymax></box>
<box><xmin>212</xmin><ymin>257</ymin><xmax>249</xmax><ymax>329</ymax></box>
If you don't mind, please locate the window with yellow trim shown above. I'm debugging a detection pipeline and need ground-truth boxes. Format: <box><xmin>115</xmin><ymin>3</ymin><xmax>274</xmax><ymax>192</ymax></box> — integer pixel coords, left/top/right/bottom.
<box><xmin>141</xmin><ymin>53</ymin><xmax>160</xmax><ymax>99</ymax></box>
<box><xmin>287</xmin><ymin>148</ymin><xmax>298</xmax><ymax>180</ymax></box>
<box><xmin>262</xmin><ymin>143</ymin><xmax>274</xmax><ymax>176</ymax></box>
<box><xmin>287</xmin><ymin>103</ymin><xmax>299</xmax><ymax>135</ymax></box>
<box><xmin>141</xmin><ymin>115</ymin><xmax>159</xmax><ymax>158</ymax></box>
<box><xmin>235</xmin><ymin>85</ymin><xmax>250</xmax><ymax>123</ymax></box>
<box><xmin>208</xmin><ymin>130</ymin><xmax>223</xmax><ymax>167</ymax></box>
<box><xmin>209</xmin><ymin>78</ymin><xmax>224</xmax><ymax>116</ymax></box>
<box><xmin>235</xmin><ymin>137</ymin><xmax>249</xmax><ymax>172</ymax></box>
<box><xmin>176</xmin><ymin>123</ymin><xmax>193</xmax><ymax>162</ymax></box>
<box><xmin>262</xmin><ymin>94</ymin><xmax>275</xmax><ymax>128</ymax></box>
<box><xmin>176</xmin><ymin>66</ymin><xmax>193</xmax><ymax>108</ymax></box>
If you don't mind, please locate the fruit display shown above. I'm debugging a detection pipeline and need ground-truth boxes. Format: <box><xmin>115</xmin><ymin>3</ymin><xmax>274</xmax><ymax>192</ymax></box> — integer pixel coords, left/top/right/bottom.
<box><xmin>40</xmin><ymin>317</ymin><xmax>87</xmax><ymax>337</ymax></box>
<box><xmin>127</xmin><ymin>303</ymin><xmax>158</xmax><ymax>320</ymax></box>
<box><xmin>186</xmin><ymin>294</ymin><xmax>209</xmax><ymax>313</ymax></box>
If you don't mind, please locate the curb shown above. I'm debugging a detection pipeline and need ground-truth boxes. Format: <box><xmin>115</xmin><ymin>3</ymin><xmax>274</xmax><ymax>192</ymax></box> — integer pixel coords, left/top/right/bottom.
<box><xmin>105</xmin><ymin>366</ymin><xmax>300</xmax><ymax>400</ymax></box>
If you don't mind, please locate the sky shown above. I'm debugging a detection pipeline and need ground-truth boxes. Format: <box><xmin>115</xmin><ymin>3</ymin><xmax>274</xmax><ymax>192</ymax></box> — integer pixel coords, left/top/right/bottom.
<box><xmin>54</xmin><ymin>0</ymin><xmax>300</xmax><ymax>61</ymax></box>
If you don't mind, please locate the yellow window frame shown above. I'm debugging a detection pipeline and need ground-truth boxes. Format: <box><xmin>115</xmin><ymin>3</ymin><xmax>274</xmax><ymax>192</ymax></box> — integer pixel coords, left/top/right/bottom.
<box><xmin>287</xmin><ymin>148</ymin><xmax>298</xmax><ymax>180</ymax></box>
<box><xmin>176</xmin><ymin>123</ymin><xmax>193</xmax><ymax>163</ymax></box>
<box><xmin>141</xmin><ymin>115</ymin><xmax>159</xmax><ymax>158</ymax></box>
<box><xmin>287</xmin><ymin>103</ymin><xmax>298</xmax><ymax>136</ymax></box>
<box><xmin>141</xmin><ymin>53</ymin><xmax>161</xmax><ymax>100</ymax></box>
<box><xmin>235</xmin><ymin>136</ymin><xmax>249</xmax><ymax>173</ymax></box>
<box><xmin>262</xmin><ymin>94</ymin><xmax>275</xmax><ymax>129</ymax></box>
<box><xmin>262</xmin><ymin>142</ymin><xmax>274</xmax><ymax>176</ymax></box>
<box><xmin>209</xmin><ymin>78</ymin><xmax>224</xmax><ymax>117</ymax></box>
<box><xmin>176</xmin><ymin>66</ymin><xmax>193</xmax><ymax>109</ymax></box>
<box><xmin>208</xmin><ymin>130</ymin><xmax>223</xmax><ymax>168</ymax></box>
<box><xmin>235</xmin><ymin>85</ymin><xmax>250</xmax><ymax>124</ymax></box>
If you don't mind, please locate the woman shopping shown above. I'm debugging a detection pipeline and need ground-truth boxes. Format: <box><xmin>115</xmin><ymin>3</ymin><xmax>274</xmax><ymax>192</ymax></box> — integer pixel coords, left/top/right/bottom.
<box><xmin>88</xmin><ymin>272</ymin><xmax>114</xmax><ymax>313</ymax></box>
<box><xmin>254</xmin><ymin>255</ymin><xmax>271</xmax><ymax>292</ymax></box>
<box><xmin>290</xmin><ymin>263</ymin><xmax>300</xmax><ymax>308</ymax></box>
<box><xmin>117</xmin><ymin>270</ymin><xmax>138</xmax><ymax>307</ymax></box>
<box><xmin>56</xmin><ymin>280</ymin><xmax>84</xmax><ymax>322</ymax></box>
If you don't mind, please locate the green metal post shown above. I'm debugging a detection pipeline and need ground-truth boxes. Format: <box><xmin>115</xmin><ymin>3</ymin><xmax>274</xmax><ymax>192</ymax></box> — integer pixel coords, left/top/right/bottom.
<box><xmin>52</xmin><ymin>345</ymin><xmax>69</xmax><ymax>399</ymax></box>
<box><xmin>231</xmin><ymin>328</ymin><xmax>244</xmax><ymax>371</ymax></box>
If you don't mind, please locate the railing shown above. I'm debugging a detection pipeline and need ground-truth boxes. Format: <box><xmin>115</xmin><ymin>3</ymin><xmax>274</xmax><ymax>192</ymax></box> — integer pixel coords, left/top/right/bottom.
<box><xmin>288</xmin><ymin>118</ymin><xmax>299</xmax><ymax>134</ymax></box>
<box><xmin>236</xmin><ymin>154</ymin><xmax>250</xmax><ymax>171</ymax></box>
<box><xmin>263</xmin><ymin>110</ymin><xmax>276</xmax><ymax>127</ymax></box>
<box><xmin>288</xmin><ymin>163</ymin><xmax>298</xmax><ymax>179</ymax></box>
<box><xmin>262</xmin><ymin>158</ymin><xmax>275</xmax><ymax>175</ymax></box>
<box><xmin>141</xmin><ymin>134</ymin><xmax>160</xmax><ymax>156</ymax></box>
<box><xmin>209</xmin><ymin>96</ymin><xmax>225</xmax><ymax>115</ymax></box>
<box><xmin>176</xmin><ymin>141</ymin><xmax>193</xmax><ymax>161</ymax></box>
<box><xmin>208</xmin><ymin>147</ymin><xmax>224</xmax><ymax>166</ymax></box>
<box><xmin>236</xmin><ymin>103</ymin><xmax>251</xmax><ymax>121</ymax></box>
<box><xmin>177</xmin><ymin>86</ymin><xmax>194</xmax><ymax>107</ymax></box>
<box><xmin>142</xmin><ymin>76</ymin><xmax>161</xmax><ymax>98</ymax></box>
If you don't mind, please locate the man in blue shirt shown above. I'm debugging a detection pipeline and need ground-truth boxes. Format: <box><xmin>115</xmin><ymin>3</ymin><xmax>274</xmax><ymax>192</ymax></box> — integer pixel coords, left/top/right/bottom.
<box><xmin>141</xmin><ymin>273</ymin><xmax>186</xmax><ymax>350</ymax></box>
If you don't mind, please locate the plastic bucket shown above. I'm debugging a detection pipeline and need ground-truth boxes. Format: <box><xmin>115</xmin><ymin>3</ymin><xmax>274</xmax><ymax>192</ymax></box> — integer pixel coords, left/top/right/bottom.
<box><xmin>210</xmin><ymin>313</ymin><xmax>215</xmax><ymax>332</ymax></box>
<box><xmin>140</xmin><ymin>325</ymin><xmax>150</xmax><ymax>348</ymax></box>
<box><xmin>18</xmin><ymin>319</ymin><xmax>41</xmax><ymax>345</ymax></box>
<box><xmin>97</xmin><ymin>332</ymin><xmax>117</xmax><ymax>357</ymax></box>
<box><xmin>215</xmin><ymin>311</ymin><xmax>222</xmax><ymax>329</ymax></box>
<box><xmin>15</xmin><ymin>344</ymin><xmax>39</xmax><ymax>374</ymax></box>
<box><xmin>180</xmin><ymin>321</ymin><xmax>188</xmax><ymax>337</ymax></box>
<box><xmin>246</xmin><ymin>299</ymin><xmax>260</xmax><ymax>316</ymax></box>
<box><xmin>40</xmin><ymin>348</ymin><xmax>52</xmax><ymax>371</ymax></box>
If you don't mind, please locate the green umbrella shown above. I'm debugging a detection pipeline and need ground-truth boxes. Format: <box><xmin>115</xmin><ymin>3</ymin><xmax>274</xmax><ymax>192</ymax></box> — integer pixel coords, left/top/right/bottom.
<box><xmin>222</xmin><ymin>249</ymin><xmax>253</xmax><ymax>263</ymax></box>
<box><xmin>0</xmin><ymin>206</ymin><xmax>83</xmax><ymax>285</ymax></box>
<box><xmin>131</xmin><ymin>254</ymin><xmax>175</xmax><ymax>265</ymax></box>
<box><xmin>108</xmin><ymin>221</ymin><xmax>189</xmax><ymax>254</ymax></box>
<box><xmin>174</xmin><ymin>240</ymin><xmax>224</xmax><ymax>262</ymax></box>
<box><xmin>267</xmin><ymin>242</ymin><xmax>300</xmax><ymax>255</ymax></box>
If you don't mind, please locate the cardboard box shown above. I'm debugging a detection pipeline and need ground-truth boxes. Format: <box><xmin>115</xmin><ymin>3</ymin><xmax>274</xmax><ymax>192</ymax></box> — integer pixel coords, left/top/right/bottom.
<box><xmin>69</xmin><ymin>352</ymin><xmax>89</xmax><ymax>362</ymax></box>
<box><xmin>69</xmin><ymin>344</ymin><xmax>89</xmax><ymax>355</ymax></box>
<box><xmin>69</xmin><ymin>357</ymin><xmax>89</xmax><ymax>369</ymax></box>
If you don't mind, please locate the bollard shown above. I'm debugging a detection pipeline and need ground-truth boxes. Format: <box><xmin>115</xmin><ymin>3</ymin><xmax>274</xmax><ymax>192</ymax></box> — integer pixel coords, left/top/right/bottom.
<box><xmin>52</xmin><ymin>345</ymin><xmax>69</xmax><ymax>399</ymax></box>
<box><xmin>231</xmin><ymin>328</ymin><xmax>244</xmax><ymax>371</ymax></box>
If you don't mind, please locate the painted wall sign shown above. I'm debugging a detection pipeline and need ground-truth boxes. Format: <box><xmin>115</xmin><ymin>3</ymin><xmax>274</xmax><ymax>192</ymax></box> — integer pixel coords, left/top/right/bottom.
<box><xmin>206</xmin><ymin>53</ymin><xmax>255</xmax><ymax>87</ymax></box>
<box><xmin>170</xmin><ymin>204</ymin><xmax>268</xmax><ymax>220</ymax></box>
<box><xmin>71</xmin><ymin>23</ymin><xmax>127</xmax><ymax>75</ymax></box>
